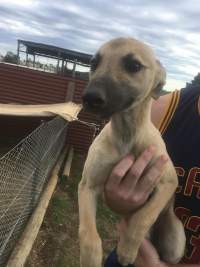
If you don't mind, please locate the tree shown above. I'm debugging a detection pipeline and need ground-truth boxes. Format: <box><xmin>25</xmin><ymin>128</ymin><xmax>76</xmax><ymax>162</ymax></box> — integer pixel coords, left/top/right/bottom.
<box><xmin>0</xmin><ymin>53</ymin><xmax>3</xmax><ymax>62</ymax></box>
<box><xmin>3</xmin><ymin>51</ymin><xmax>18</xmax><ymax>64</ymax></box>
<box><xmin>186</xmin><ymin>72</ymin><xmax>200</xmax><ymax>88</ymax></box>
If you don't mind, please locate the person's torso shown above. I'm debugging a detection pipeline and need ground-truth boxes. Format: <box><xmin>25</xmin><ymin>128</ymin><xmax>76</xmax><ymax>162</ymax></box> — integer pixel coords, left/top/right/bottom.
<box><xmin>162</xmin><ymin>86</ymin><xmax>200</xmax><ymax>264</ymax></box>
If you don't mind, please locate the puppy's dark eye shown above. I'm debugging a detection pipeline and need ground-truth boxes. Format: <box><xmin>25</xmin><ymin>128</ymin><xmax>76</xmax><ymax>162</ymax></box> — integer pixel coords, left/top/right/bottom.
<box><xmin>123</xmin><ymin>54</ymin><xmax>144</xmax><ymax>73</ymax></box>
<box><xmin>90</xmin><ymin>53</ymin><xmax>101</xmax><ymax>72</ymax></box>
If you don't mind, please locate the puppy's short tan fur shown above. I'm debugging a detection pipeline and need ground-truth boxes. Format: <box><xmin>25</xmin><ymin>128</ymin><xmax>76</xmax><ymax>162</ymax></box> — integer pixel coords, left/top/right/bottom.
<box><xmin>78</xmin><ymin>37</ymin><xmax>186</xmax><ymax>267</ymax></box>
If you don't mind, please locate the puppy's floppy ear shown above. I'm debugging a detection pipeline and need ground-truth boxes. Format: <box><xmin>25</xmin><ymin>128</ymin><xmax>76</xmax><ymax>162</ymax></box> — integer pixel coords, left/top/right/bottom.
<box><xmin>151</xmin><ymin>60</ymin><xmax>166</xmax><ymax>99</ymax></box>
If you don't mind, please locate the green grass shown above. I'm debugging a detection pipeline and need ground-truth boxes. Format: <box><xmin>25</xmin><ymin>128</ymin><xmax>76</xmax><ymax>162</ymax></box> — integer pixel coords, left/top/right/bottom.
<box><xmin>51</xmin><ymin>193</ymin><xmax>69</xmax><ymax>225</ymax></box>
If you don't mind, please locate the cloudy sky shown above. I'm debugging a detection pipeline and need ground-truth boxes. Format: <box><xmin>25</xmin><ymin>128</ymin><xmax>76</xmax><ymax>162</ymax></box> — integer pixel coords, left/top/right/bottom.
<box><xmin>0</xmin><ymin>0</ymin><xmax>200</xmax><ymax>90</ymax></box>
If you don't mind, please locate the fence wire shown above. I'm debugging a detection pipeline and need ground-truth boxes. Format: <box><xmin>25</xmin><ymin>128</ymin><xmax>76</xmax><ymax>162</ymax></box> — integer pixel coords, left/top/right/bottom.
<box><xmin>0</xmin><ymin>116</ymin><xmax>68</xmax><ymax>266</ymax></box>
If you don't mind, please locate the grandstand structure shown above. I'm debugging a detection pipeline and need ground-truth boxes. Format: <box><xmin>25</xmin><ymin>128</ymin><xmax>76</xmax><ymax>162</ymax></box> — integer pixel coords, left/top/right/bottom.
<box><xmin>17</xmin><ymin>40</ymin><xmax>92</xmax><ymax>78</ymax></box>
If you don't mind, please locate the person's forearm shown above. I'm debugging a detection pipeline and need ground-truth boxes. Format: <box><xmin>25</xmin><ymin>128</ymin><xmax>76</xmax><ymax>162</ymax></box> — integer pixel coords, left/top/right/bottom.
<box><xmin>165</xmin><ymin>263</ymin><xmax>199</xmax><ymax>267</ymax></box>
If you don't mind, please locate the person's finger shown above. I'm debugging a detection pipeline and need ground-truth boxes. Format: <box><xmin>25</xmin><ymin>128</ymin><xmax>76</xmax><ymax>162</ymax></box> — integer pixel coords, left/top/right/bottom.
<box><xmin>138</xmin><ymin>155</ymin><xmax>168</xmax><ymax>193</ymax></box>
<box><xmin>105</xmin><ymin>154</ymin><xmax>134</xmax><ymax>189</ymax></box>
<box><xmin>121</xmin><ymin>146</ymin><xmax>156</xmax><ymax>190</ymax></box>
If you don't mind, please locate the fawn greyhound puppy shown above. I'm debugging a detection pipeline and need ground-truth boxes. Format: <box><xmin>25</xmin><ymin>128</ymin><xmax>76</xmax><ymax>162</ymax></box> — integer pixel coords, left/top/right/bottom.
<box><xmin>78</xmin><ymin>37</ymin><xmax>186</xmax><ymax>267</ymax></box>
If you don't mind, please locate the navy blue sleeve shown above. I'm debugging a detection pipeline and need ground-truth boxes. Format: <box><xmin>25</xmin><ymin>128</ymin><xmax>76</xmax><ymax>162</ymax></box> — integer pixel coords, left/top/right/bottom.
<box><xmin>104</xmin><ymin>249</ymin><xmax>135</xmax><ymax>267</ymax></box>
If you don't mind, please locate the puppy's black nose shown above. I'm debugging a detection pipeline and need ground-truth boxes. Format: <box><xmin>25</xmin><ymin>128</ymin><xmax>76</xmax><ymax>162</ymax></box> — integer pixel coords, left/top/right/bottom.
<box><xmin>82</xmin><ymin>91</ymin><xmax>106</xmax><ymax>109</ymax></box>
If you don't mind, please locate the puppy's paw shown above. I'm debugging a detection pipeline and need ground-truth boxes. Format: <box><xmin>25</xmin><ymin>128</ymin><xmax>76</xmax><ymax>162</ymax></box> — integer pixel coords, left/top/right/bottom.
<box><xmin>117</xmin><ymin>243</ymin><xmax>137</xmax><ymax>266</ymax></box>
<box><xmin>80</xmin><ymin>232</ymin><xmax>102</xmax><ymax>267</ymax></box>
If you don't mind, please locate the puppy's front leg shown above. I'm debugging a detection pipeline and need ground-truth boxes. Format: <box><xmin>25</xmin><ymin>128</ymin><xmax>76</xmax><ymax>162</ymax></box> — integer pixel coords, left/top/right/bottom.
<box><xmin>117</xmin><ymin>179</ymin><xmax>178</xmax><ymax>266</ymax></box>
<box><xmin>78</xmin><ymin>181</ymin><xmax>102</xmax><ymax>267</ymax></box>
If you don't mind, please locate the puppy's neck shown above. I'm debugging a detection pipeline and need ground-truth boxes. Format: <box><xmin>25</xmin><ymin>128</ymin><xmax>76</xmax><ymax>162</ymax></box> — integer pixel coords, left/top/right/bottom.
<box><xmin>111</xmin><ymin>97</ymin><xmax>152</xmax><ymax>145</ymax></box>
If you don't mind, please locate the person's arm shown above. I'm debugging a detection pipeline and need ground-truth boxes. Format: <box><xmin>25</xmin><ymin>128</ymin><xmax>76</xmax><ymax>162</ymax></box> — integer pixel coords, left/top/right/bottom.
<box><xmin>134</xmin><ymin>239</ymin><xmax>199</xmax><ymax>267</ymax></box>
<box><xmin>167</xmin><ymin>264</ymin><xmax>199</xmax><ymax>266</ymax></box>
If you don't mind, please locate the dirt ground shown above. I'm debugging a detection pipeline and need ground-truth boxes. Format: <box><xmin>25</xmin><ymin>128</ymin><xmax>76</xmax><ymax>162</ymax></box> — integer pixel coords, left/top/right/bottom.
<box><xmin>25</xmin><ymin>153</ymin><xmax>119</xmax><ymax>267</ymax></box>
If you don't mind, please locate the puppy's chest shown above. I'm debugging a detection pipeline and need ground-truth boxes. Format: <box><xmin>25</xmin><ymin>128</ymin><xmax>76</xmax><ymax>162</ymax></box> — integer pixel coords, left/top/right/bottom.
<box><xmin>115</xmin><ymin>135</ymin><xmax>146</xmax><ymax>159</ymax></box>
<box><xmin>115</xmin><ymin>124</ymin><xmax>164</xmax><ymax>157</ymax></box>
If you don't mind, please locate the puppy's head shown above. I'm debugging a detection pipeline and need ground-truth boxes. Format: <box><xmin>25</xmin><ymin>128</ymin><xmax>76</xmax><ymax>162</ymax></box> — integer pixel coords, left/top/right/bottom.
<box><xmin>82</xmin><ymin>37</ymin><xmax>166</xmax><ymax>118</ymax></box>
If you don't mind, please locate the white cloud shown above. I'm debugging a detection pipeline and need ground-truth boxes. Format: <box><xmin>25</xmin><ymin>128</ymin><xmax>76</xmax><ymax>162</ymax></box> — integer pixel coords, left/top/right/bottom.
<box><xmin>141</xmin><ymin>9</ymin><xmax>178</xmax><ymax>22</ymax></box>
<box><xmin>0</xmin><ymin>42</ymin><xmax>15</xmax><ymax>55</ymax></box>
<box><xmin>157</xmin><ymin>11</ymin><xmax>178</xmax><ymax>22</ymax></box>
<box><xmin>0</xmin><ymin>0</ymin><xmax>38</xmax><ymax>8</ymax></box>
<box><xmin>0</xmin><ymin>0</ymin><xmax>199</xmax><ymax>88</ymax></box>
<box><xmin>170</xmin><ymin>45</ymin><xmax>198</xmax><ymax>58</ymax></box>
<box><xmin>54</xmin><ymin>23</ymin><xmax>72</xmax><ymax>31</ymax></box>
<box><xmin>0</xmin><ymin>18</ymin><xmax>62</xmax><ymax>38</ymax></box>
<box><xmin>57</xmin><ymin>2</ymin><xmax>82</xmax><ymax>14</ymax></box>
<box><xmin>165</xmin><ymin>78</ymin><xmax>186</xmax><ymax>91</ymax></box>
<box><xmin>177</xmin><ymin>65</ymin><xmax>200</xmax><ymax>76</ymax></box>
<box><xmin>0</xmin><ymin>19</ymin><xmax>43</xmax><ymax>35</ymax></box>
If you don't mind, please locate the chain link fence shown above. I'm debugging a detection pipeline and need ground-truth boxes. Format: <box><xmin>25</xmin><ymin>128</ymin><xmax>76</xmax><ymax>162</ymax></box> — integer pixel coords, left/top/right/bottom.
<box><xmin>0</xmin><ymin>116</ymin><xmax>68</xmax><ymax>266</ymax></box>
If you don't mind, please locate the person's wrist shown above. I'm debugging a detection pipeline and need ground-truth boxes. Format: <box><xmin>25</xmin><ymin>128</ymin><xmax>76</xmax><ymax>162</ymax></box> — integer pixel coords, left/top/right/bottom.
<box><xmin>158</xmin><ymin>262</ymin><xmax>169</xmax><ymax>267</ymax></box>
<box><xmin>135</xmin><ymin>260</ymin><xmax>168</xmax><ymax>267</ymax></box>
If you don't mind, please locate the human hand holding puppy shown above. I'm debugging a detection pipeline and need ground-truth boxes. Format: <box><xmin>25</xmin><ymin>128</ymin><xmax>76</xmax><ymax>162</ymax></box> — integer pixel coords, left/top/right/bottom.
<box><xmin>134</xmin><ymin>239</ymin><xmax>199</xmax><ymax>267</ymax></box>
<box><xmin>105</xmin><ymin>146</ymin><xmax>168</xmax><ymax>215</ymax></box>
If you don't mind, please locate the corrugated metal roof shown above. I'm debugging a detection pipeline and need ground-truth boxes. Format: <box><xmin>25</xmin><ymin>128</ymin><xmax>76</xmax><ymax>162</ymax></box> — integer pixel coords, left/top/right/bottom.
<box><xmin>19</xmin><ymin>40</ymin><xmax>92</xmax><ymax>66</ymax></box>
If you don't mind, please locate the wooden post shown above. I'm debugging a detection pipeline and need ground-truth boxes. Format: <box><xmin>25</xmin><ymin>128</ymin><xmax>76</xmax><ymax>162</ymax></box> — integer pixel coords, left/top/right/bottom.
<box><xmin>61</xmin><ymin>59</ymin><xmax>64</xmax><ymax>74</ymax></box>
<box><xmin>65</xmin><ymin>81</ymin><xmax>75</xmax><ymax>102</ymax></box>
<box><xmin>26</xmin><ymin>51</ymin><xmax>28</xmax><ymax>66</ymax></box>
<box><xmin>63</xmin><ymin>147</ymin><xmax>74</xmax><ymax>177</ymax></box>
<box><xmin>33</xmin><ymin>54</ymin><xmax>35</xmax><ymax>68</ymax></box>
<box><xmin>17</xmin><ymin>40</ymin><xmax>20</xmax><ymax>65</ymax></box>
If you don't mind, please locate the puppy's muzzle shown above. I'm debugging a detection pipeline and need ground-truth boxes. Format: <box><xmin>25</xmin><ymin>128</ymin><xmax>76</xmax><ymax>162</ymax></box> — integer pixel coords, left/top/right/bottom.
<box><xmin>82</xmin><ymin>90</ymin><xmax>106</xmax><ymax>111</ymax></box>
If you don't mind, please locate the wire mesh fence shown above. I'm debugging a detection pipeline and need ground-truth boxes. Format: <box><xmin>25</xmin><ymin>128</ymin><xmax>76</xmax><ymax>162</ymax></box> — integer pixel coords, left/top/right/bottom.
<box><xmin>0</xmin><ymin>116</ymin><xmax>68</xmax><ymax>266</ymax></box>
